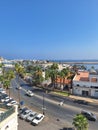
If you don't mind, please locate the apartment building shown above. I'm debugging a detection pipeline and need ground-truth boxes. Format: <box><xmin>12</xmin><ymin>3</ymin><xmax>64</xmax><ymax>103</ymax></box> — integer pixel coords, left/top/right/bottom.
<box><xmin>73</xmin><ymin>70</ymin><xmax>98</xmax><ymax>98</ymax></box>
<box><xmin>0</xmin><ymin>104</ymin><xmax>18</xmax><ymax>130</ymax></box>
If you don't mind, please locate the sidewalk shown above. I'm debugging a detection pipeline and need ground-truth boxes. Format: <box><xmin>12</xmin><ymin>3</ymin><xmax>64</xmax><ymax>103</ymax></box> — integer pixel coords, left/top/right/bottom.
<box><xmin>50</xmin><ymin>91</ymin><xmax>98</xmax><ymax>104</ymax></box>
<box><xmin>69</xmin><ymin>95</ymin><xmax>98</xmax><ymax>104</ymax></box>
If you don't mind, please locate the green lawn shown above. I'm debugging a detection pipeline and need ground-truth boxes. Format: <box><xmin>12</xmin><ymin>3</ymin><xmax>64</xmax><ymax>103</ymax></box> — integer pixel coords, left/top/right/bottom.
<box><xmin>52</xmin><ymin>91</ymin><xmax>70</xmax><ymax>96</ymax></box>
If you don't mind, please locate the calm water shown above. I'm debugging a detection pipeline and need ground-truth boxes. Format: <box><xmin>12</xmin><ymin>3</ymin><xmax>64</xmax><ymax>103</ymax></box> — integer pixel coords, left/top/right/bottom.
<box><xmin>51</xmin><ymin>60</ymin><xmax>98</xmax><ymax>69</ymax></box>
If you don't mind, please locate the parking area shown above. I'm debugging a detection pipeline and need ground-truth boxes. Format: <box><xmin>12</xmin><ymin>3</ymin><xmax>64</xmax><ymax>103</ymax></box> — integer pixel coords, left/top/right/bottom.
<box><xmin>18</xmin><ymin>116</ymin><xmax>71</xmax><ymax>130</ymax></box>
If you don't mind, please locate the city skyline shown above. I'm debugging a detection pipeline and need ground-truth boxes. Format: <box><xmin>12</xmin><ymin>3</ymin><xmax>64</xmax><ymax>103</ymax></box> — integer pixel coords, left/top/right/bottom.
<box><xmin>0</xmin><ymin>0</ymin><xmax>98</xmax><ymax>60</ymax></box>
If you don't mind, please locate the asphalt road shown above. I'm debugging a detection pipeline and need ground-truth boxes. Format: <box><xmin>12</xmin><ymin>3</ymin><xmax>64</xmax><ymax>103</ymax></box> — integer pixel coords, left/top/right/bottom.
<box><xmin>10</xmin><ymin>77</ymin><xmax>98</xmax><ymax>130</ymax></box>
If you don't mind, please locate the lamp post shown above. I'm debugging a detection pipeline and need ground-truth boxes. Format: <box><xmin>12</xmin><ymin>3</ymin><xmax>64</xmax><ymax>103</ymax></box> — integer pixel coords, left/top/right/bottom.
<box><xmin>42</xmin><ymin>94</ymin><xmax>46</xmax><ymax>115</ymax></box>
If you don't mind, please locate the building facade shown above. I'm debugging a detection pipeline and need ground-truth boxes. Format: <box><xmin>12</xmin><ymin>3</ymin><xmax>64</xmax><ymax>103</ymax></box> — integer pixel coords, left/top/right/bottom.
<box><xmin>0</xmin><ymin>104</ymin><xmax>18</xmax><ymax>130</ymax></box>
<box><xmin>73</xmin><ymin>71</ymin><xmax>98</xmax><ymax>98</ymax></box>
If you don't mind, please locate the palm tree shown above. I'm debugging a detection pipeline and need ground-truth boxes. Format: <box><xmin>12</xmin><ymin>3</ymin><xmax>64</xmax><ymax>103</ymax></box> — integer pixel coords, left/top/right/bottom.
<box><xmin>49</xmin><ymin>63</ymin><xmax>58</xmax><ymax>88</ymax></box>
<box><xmin>0</xmin><ymin>75</ymin><xmax>4</xmax><ymax>88</ymax></box>
<box><xmin>51</xmin><ymin>63</ymin><xmax>58</xmax><ymax>70</ymax></box>
<box><xmin>0</xmin><ymin>63</ymin><xmax>5</xmax><ymax>76</ymax></box>
<box><xmin>57</xmin><ymin>71</ymin><xmax>64</xmax><ymax>89</ymax></box>
<box><xmin>5</xmin><ymin>70</ymin><xmax>15</xmax><ymax>98</ymax></box>
<box><xmin>3</xmin><ymin>80</ymin><xmax>10</xmax><ymax>96</ymax></box>
<box><xmin>73</xmin><ymin>114</ymin><xmax>88</xmax><ymax>130</ymax></box>
<box><xmin>33</xmin><ymin>66</ymin><xmax>44</xmax><ymax>85</ymax></box>
<box><xmin>15</xmin><ymin>64</ymin><xmax>25</xmax><ymax>106</ymax></box>
<box><xmin>62</xmin><ymin>68</ymin><xmax>69</xmax><ymax>87</ymax></box>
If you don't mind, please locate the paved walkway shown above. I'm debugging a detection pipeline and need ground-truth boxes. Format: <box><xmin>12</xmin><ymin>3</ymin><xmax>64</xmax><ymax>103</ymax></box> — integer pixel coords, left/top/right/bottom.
<box><xmin>69</xmin><ymin>95</ymin><xmax>98</xmax><ymax>103</ymax></box>
<box><xmin>51</xmin><ymin>92</ymin><xmax>98</xmax><ymax>104</ymax></box>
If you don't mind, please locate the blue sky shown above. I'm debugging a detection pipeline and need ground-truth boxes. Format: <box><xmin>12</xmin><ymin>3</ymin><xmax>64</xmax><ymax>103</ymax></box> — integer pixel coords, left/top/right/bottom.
<box><xmin>0</xmin><ymin>0</ymin><xmax>98</xmax><ymax>60</ymax></box>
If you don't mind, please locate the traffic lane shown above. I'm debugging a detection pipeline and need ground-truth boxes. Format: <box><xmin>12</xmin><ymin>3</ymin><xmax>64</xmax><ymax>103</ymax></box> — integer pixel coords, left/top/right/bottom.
<box><xmin>11</xmin><ymin>81</ymin><xmax>98</xmax><ymax>130</ymax></box>
<box><xmin>11</xmin><ymin>88</ymin><xmax>98</xmax><ymax>130</ymax></box>
<box><xmin>10</xmin><ymin>82</ymin><xmax>98</xmax><ymax>121</ymax></box>
<box><xmin>16</xmin><ymin>77</ymin><xmax>98</xmax><ymax>108</ymax></box>
<box><xmin>10</xmin><ymin>82</ymin><xmax>78</xmax><ymax>121</ymax></box>
<box><xmin>12</xmin><ymin>78</ymin><xmax>98</xmax><ymax>114</ymax></box>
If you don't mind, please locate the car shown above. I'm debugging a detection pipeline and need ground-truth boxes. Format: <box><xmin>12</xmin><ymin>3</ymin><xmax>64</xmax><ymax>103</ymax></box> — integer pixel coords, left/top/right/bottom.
<box><xmin>20</xmin><ymin>109</ymin><xmax>32</xmax><ymax>120</ymax></box>
<box><xmin>26</xmin><ymin>90</ymin><xmax>34</xmax><ymax>97</ymax></box>
<box><xmin>4</xmin><ymin>99</ymin><xmax>15</xmax><ymax>105</ymax></box>
<box><xmin>58</xmin><ymin>100</ymin><xmax>64</xmax><ymax>106</ymax></box>
<box><xmin>16</xmin><ymin>86</ymin><xmax>21</xmax><ymax>90</ymax></box>
<box><xmin>74</xmin><ymin>99</ymin><xmax>88</xmax><ymax>105</ymax></box>
<box><xmin>7</xmin><ymin>100</ymin><xmax>18</xmax><ymax>106</ymax></box>
<box><xmin>18</xmin><ymin>107</ymin><xmax>28</xmax><ymax>116</ymax></box>
<box><xmin>1</xmin><ymin>96</ymin><xmax>10</xmax><ymax>102</ymax></box>
<box><xmin>31</xmin><ymin>113</ymin><xmax>44</xmax><ymax>125</ymax></box>
<box><xmin>0</xmin><ymin>88</ymin><xmax>6</xmax><ymax>94</ymax></box>
<box><xmin>26</xmin><ymin>111</ymin><xmax>37</xmax><ymax>122</ymax></box>
<box><xmin>81</xmin><ymin>110</ymin><xmax>97</xmax><ymax>121</ymax></box>
<box><xmin>3</xmin><ymin>97</ymin><xmax>12</xmax><ymax>102</ymax></box>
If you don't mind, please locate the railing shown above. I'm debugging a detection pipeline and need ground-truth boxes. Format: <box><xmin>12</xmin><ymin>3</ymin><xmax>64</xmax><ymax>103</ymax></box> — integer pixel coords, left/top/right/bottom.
<box><xmin>0</xmin><ymin>104</ymin><xmax>15</xmax><ymax>122</ymax></box>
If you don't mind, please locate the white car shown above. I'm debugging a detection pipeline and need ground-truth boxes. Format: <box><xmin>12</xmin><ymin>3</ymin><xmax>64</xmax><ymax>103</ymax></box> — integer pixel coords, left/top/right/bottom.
<box><xmin>4</xmin><ymin>97</ymin><xmax>12</xmax><ymax>102</ymax></box>
<box><xmin>16</xmin><ymin>86</ymin><xmax>21</xmax><ymax>90</ymax></box>
<box><xmin>7</xmin><ymin>100</ymin><xmax>18</xmax><ymax>106</ymax></box>
<box><xmin>20</xmin><ymin>109</ymin><xmax>32</xmax><ymax>120</ymax></box>
<box><xmin>0</xmin><ymin>88</ymin><xmax>6</xmax><ymax>94</ymax></box>
<box><xmin>26</xmin><ymin>90</ymin><xmax>34</xmax><ymax>97</ymax></box>
<box><xmin>31</xmin><ymin>114</ymin><xmax>44</xmax><ymax>125</ymax></box>
<box><xmin>26</xmin><ymin>111</ymin><xmax>37</xmax><ymax>122</ymax></box>
<box><xmin>1</xmin><ymin>97</ymin><xmax>11</xmax><ymax>102</ymax></box>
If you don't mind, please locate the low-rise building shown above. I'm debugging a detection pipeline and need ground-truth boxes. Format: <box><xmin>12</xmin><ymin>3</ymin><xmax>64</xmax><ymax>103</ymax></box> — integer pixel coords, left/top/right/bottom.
<box><xmin>0</xmin><ymin>104</ymin><xmax>18</xmax><ymax>130</ymax></box>
<box><xmin>73</xmin><ymin>70</ymin><xmax>98</xmax><ymax>98</ymax></box>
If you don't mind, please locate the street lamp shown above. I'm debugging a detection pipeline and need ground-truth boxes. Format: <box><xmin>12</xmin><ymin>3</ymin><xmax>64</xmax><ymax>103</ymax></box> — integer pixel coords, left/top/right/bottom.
<box><xmin>42</xmin><ymin>94</ymin><xmax>46</xmax><ymax>115</ymax></box>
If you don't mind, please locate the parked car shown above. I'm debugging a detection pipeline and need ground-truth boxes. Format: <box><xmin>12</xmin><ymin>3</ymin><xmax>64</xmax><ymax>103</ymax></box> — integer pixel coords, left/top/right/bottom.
<box><xmin>31</xmin><ymin>113</ymin><xmax>44</xmax><ymax>125</ymax></box>
<box><xmin>26</xmin><ymin>90</ymin><xmax>34</xmax><ymax>97</ymax></box>
<box><xmin>0</xmin><ymin>88</ymin><xmax>6</xmax><ymax>94</ymax></box>
<box><xmin>4</xmin><ymin>99</ymin><xmax>14</xmax><ymax>105</ymax></box>
<box><xmin>26</xmin><ymin>111</ymin><xmax>37</xmax><ymax>122</ymax></box>
<box><xmin>3</xmin><ymin>97</ymin><xmax>13</xmax><ymax>103</ymax></box>
<box><xmin>7</xmin><ymin>100</ymin><xmax>18</xmax><ymax>106</ymax></box>
<box><xmin>1</xmin><ymin>96</ymin><xmax>10</xmax><ymax>102</ymax></box>
<box><xmin>81</xmin><ymin>110</ymin><xmax>97</xmax><ymax>121</ymax></box>
<box><xmin>18</xmin><ymin>107</ymin><xmax>28</xmax><ymax>116</ymax></box>
<box><xmin>74</xmin><ymin>99</ymin><xmax>88</xmax><ymax>105</ymax></box>
<box><xmin>20</xmin><ymin>109</ymin><xmax>32</xmax><ymax>120</ymax></box>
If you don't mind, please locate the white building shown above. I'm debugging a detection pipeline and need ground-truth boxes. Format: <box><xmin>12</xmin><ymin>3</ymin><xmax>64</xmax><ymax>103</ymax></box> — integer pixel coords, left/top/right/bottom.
<box><xmin>0</xmin><ymin>105</ymin><xmax>18</xmax><ymax>130</ymax></box>
<box><xmin>73</xmin><ymin>70</ymin><xmax>98</xmax><ymax>98</ymax></box>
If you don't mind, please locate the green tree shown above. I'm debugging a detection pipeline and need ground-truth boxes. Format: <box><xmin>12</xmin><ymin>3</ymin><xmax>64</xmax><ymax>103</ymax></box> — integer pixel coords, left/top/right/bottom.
<box><xmin>15</xmin><ymin>64</ymin><xmax>25</xmax><ymax>105</ymax></box>
<box><xmin>51</xmin><ymin>63</ymin><xmax>58</xmax><ymax>70</ymax></box>
<box><xmin>33</xmin><ymin>66</ymin><xmax>44</xmax><ymax>85</ymax></box>
<box><xmin>73</xmin><ymin>114</ymin><xmax>88</xmax><ymax>130</ymax></box>
<box><xmin>62</xmin><ymin>68</ymin><xmax>69</xmax><ymax>87</ymax></box>
<box><xmin>3</xmin><ymin>80</ymin><xmax>10</xmax><ymax>96</ymax></box>
<box><xmin>57</xmin><ymin>71</ymin><xmax>64</xmax><ymax>88</ymax></box>
<box><xmin>5</xmin><ymin>70</ymin><xmax>15</xmax><ymax>97</ymax></box>
<box><xmin>0</xmin><ymin>75</ymin><xmax>4</xmax><ymax>83</ymax></box>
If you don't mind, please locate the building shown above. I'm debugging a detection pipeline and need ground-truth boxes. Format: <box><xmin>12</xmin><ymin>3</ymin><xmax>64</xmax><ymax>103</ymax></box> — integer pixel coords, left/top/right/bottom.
<box><xmin>73</xmin><ymin>70</ymin><xmax>98</xmax><ymax>98</ymax></box>
<box><xmin>0</xmin><ymin>104</ymin><xmax>18</xmax><ymax>130</ymax></box>
<box><xmin>55</xmin><ymin>77</ymin><xmax>71</xmax><ymax>91</ymax></box>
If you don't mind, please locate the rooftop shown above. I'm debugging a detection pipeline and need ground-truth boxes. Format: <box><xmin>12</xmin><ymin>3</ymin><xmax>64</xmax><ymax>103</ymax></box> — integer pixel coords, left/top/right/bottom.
<box><xmin>74</xmin><ymin>71</ymin><xmax>98</xmax><ymax>82</ymax></box>
<box><xmin>0</xmin><ymin>103</ymin><xmax>15</xmax><ymax>122</ymax></box>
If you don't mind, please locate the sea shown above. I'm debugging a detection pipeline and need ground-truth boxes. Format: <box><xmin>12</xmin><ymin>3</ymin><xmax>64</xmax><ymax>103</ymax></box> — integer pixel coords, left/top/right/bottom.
<box><xmin>51</xmin><ymin>60</ymin><xmax>98</xmax><ymax>70</ymax></box>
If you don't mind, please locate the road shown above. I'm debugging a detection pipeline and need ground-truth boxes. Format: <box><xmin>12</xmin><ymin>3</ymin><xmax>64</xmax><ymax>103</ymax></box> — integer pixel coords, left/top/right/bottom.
<box><xmin>10</xmin><ymin>77</ymin><xmax>98</xmax><ymax>130</ymax></box>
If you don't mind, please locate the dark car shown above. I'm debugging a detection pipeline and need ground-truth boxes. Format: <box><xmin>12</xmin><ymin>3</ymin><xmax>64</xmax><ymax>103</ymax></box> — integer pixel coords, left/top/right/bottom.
<box><xmin>18</xmin><ymin>107</ymin><xmax>28</xmax><ymax>116</ymax></box>
<box><xmin>74</xmin><ymin>99</ymin><xmax>88</xmax><ymax>105</ymax></box>
<box><xmin>81</xmin><ymin>110</ymin><xmax>97</xmax><ymax>121</ymax></box>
